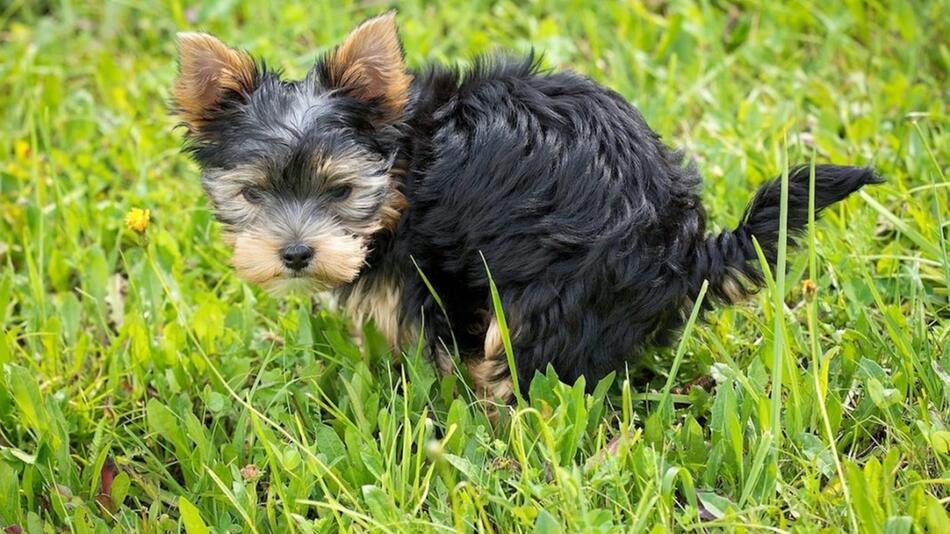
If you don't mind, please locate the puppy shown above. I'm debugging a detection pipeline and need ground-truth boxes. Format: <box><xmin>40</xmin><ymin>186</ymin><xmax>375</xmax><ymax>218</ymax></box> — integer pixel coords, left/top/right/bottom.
<box><xmin>172</xmin><ymin>13</ymin><xmax>879</xmax><ymax>403</ymax></box>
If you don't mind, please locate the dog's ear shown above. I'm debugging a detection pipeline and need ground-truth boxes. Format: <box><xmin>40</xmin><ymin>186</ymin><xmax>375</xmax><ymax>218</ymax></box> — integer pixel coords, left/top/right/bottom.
<box><xmin>321</xmin><ymin>12</ymin><xmax>411</xmax><ymax>121</ymax></box>
<box><xmin>174</xmin><ymin>32</ymin><xmax>257</xmax><ymax>130</ymax></box>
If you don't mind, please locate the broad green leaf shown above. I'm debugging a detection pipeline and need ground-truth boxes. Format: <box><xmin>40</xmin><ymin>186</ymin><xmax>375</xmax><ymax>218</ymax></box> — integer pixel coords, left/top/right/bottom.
<box><xmin>533</xmin><ymin>509</ymin><xmax>562</xmax><ymax>534</ymax></box>
<box><xmin>178</xmin><ymin>496</ymin><xmax>210</xmax><ymax>534</ymax></box>
<box><xmin>7</xmin><ymin>366</ymin><xmax>48</xmax><ymax>435</ymax></box>
<box><xmin>111</xmin><ymin>472</ymin><xmax>131</xmax><ymax>509</ymax></box>
<box><xmin>930</xmin><ymin>431</ymin><xmax>950</xmax><ymax>455</ymax></box>
<box><xmin>361</xmin><ymin>485</ymin><xmax>396</xmax><ymax>523</ymax></box>
<box><xmin>443</xmin><ymin>454</ymin><xmax>480</xmax><ymax>484</ymax></box>
<box><xmin>0</xmin><ymin>462</ymin><xmax>18</xmax><ymax>524</ymax></box>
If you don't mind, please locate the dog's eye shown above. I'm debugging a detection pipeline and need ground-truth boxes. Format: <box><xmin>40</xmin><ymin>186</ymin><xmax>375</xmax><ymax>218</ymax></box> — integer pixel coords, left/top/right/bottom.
<box><xmin>241</xmin><ymin>187</ymin><xmax>264</xmax><ymax>204</ymax></box>
<box><xmin>327</xmin><ymin>185</ymin><xmax>352</xmax><ymax>201</ymax></box>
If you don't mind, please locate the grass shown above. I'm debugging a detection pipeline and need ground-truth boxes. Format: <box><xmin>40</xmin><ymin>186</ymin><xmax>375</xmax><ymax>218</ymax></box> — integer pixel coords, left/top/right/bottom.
<box><xmin>1</xmin><ymin>0</ymin><xmax>948</xmax><ymax>531</ymax></box>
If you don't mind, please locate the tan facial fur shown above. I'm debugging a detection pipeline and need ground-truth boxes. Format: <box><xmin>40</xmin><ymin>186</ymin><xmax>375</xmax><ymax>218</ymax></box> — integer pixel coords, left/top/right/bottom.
<box><xmin>230</xmin><ymin>230</ymin><xmax>284</xmax><ymax>285</ymax></box>
<box><xmin>306</xmin><ymin>226</ymin><xmax>367</xmax><ymax>286</ymax></box>
<box><xmin>225</xmin><ymin>203</ymin><xmax>368</xmax><ymax>293</ymax></box>
<box><xmin>379</xmin><ymin>163</ymin><xmax>408</xmax><ymax>232</ymax></box>
<box><xmin>312</xmin><ymin>150</ymin><xmax>402</xmax><ymax>234</ymax></box>
<box><xmin>230</xmin><ymin>228</ymin><xmax>366</xmax><ymax>293</ymax></box>
<box><xmin>203</xmin><ymin>165</ymin><xmax>268</xmax><ymax>226</ymax></box>
<box><xmin>203</xmin><ymin>150</ymin><xmax>400</xmax><ymax>293</ymax></box>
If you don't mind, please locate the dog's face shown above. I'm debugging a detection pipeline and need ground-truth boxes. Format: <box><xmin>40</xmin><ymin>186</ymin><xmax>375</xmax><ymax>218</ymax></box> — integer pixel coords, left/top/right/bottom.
<box><xmin>173</xmin><ymin>14</ymin><xmax>409</xmax><ymax>292</ymax></box>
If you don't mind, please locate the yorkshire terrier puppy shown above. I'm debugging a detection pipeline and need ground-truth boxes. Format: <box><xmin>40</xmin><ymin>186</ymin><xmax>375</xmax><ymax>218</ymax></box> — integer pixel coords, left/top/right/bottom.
<box><xmin>173</xmin><ymin>13</ymin><xmax>878</xmax><ymax>402</ymax></box>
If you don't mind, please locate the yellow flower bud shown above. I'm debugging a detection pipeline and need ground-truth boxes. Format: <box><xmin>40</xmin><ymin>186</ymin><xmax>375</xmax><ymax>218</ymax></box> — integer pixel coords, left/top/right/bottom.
<box><xmin>124</xmin><ymin>208</ymin><xmax>150</xmax><ymax>233</ymax></box>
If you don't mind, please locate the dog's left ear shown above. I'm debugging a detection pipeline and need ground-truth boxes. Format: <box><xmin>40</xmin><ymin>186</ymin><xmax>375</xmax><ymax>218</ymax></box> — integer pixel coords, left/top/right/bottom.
<box><xmin>321</xmin><ymin>12</ymin><xmax>411</xmax><ymax>122</ymax></box>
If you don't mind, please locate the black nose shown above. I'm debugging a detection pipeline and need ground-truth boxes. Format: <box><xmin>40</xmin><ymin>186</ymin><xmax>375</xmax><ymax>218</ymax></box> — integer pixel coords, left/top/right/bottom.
<box><xmin>280</xmin><ymin>244</ymin><xmax>314</xmax><ymax>270</ymax></box>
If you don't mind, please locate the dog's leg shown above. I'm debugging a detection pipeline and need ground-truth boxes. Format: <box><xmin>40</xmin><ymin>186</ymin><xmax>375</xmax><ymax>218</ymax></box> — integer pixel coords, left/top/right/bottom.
<box><xmin>466</xmin><ymin>316</ymin><xmax>515</xmax><ymax>421</ymax></box>
<box><xmin>467</xmin><ymin>357</ymin><xmax>514</xmax><ymax>403</ymax></box>
<box><xmin>470</xmin><ymin>317</ymin><xmax>515</xmax><ymax>399</ymax></box>
<box><xmin>484</xmin><ymin>280</ymin><xmax>645</xmax><ymax>397</ymax></box>
<box><xmin>433</xmin><ymin>343</ymin><xmax>457</xmax><ymax>376</ymax></box>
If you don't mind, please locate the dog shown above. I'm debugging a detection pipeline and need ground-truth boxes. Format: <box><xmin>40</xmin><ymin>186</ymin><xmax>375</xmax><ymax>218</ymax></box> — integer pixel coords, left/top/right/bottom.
<box><xmin>172</xmin><ymin>13</ymin><xmax>879</xmax><ymax>404</ymax></box>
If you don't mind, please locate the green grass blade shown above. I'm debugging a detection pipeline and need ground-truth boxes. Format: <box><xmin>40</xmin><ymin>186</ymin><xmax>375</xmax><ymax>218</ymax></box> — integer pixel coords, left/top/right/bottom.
<box><xmin>480</xmin><ymin>252</ymin><xmax>523</xmax><ymax>407</ymax></box>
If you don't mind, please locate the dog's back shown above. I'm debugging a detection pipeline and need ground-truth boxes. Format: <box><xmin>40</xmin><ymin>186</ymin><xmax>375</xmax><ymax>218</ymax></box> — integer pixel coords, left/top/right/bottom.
<box><xmin>394</xmin><ymin>56</ymin><xmax>712</xmax><ymax>389</ymax></box>
<box><xmin>397</xmin><ymin>56</ymin><xmax>877</xmax><ymax>398</ymax></box>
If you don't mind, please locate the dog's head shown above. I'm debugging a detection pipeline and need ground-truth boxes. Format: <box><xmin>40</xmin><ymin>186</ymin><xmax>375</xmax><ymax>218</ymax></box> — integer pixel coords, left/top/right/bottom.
<box><xmin>173</xmin><ymin>13</ymin><xmax>408</xmax><ymax>292</ymax></box>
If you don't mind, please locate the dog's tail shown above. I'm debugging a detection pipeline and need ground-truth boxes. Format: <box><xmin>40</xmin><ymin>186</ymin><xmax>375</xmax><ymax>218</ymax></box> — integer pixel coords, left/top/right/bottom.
<box><xmin>691</xmin><ymin>164</ymin><xmax>881</xmax><ymax>304</ymax></box>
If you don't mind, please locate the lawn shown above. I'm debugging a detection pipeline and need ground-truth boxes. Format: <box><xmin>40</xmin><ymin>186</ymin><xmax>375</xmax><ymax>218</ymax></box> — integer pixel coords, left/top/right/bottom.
<box><xmin>1</xmin><ymin>0</ymin><xmax>948</xmax><ymax>532</ymax></box>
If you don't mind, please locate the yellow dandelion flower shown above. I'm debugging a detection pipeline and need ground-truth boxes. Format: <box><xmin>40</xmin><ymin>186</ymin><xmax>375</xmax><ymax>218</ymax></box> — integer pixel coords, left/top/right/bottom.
<box><xmin>124</xmin><ymin>208</ymin><xmax>150</xmax><ymax>233</ymax></box>
<box><xmin>802</xmin><ymin>279</ymin><xmax>817</xmax><ymax>301</ymax></box>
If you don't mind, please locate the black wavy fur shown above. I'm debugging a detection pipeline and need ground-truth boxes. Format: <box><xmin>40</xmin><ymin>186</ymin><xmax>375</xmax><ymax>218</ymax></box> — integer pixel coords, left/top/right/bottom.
<box><xmin>179</xmin><ymin>36</ymin><xmax>880</xmax><ymax>399</ymax></box>
<box><xmin>387</xmin><ymin>58</ymin><xmax>878</xmax><ymax>395</ymax></box>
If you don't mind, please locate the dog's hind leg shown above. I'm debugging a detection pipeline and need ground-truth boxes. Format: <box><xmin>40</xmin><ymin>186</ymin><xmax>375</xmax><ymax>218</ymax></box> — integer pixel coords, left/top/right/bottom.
<box><xmin>478</xmin><ymin>279</ymin><xmax>655</xmax><ymax>400</ymax></box>
<box><xmin>467</xmin><ymin>316</ymin><xmax>515</xmax><ymax>403</ymax></box>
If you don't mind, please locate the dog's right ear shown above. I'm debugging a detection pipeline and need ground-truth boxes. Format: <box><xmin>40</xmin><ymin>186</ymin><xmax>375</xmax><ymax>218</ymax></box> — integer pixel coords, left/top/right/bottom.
<box><xmin>320</xmin><ymin>12</ymin><xmax>411</xmax><ymax>123</ymax></box>
<box><xmin>173</xmin><ymin>33</ymin><xmax>258</xmax><ymax>131</ymax></box>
